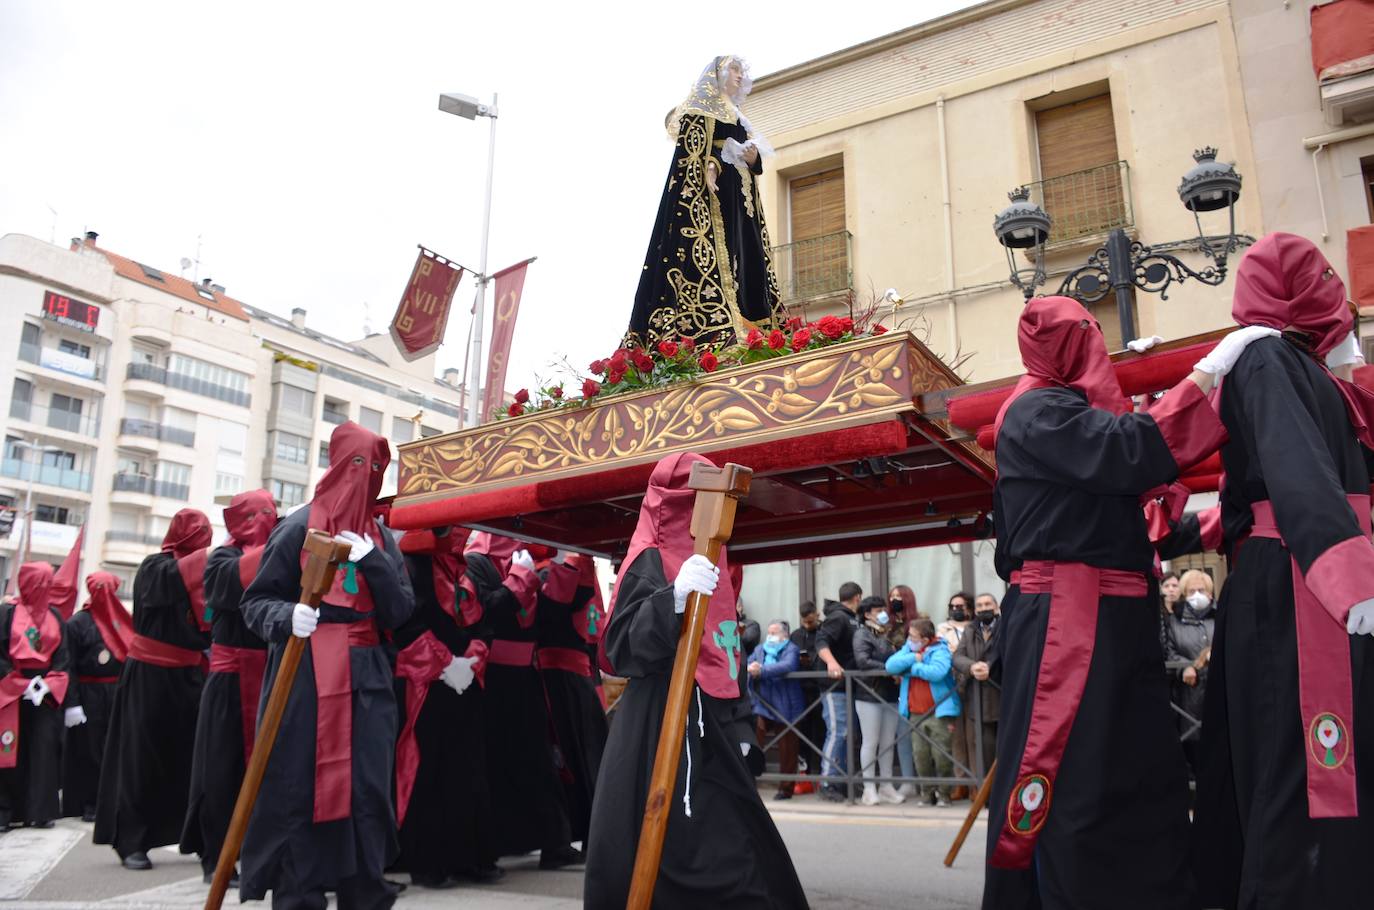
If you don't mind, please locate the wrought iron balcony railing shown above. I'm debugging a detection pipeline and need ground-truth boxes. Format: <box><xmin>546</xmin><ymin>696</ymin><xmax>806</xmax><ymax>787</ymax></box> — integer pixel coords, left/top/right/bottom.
<box><xmin>771</xmin><ymin>230</ymin><xmax>852</xmax><ymax>303</ymax></box>
<box><xmin>1027</xmin><ymin>160</ymin><xmax>1133</xmax><ymax>245</ymax></box>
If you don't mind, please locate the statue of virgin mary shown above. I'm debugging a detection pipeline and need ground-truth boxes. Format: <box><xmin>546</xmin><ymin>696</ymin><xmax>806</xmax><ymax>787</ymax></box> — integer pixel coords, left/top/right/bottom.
<box><xmin>624</xmin><ymin>56</ymin><xmax>784</xmax><ymax>349</ymax></box>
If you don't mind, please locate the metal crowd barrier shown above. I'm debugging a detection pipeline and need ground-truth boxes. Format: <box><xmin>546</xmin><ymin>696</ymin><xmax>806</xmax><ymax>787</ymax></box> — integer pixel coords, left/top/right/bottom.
<box><xmin>749</xmin><ymin>663</ymin><xmax>1204</xmax><ymax>803</ymax></box>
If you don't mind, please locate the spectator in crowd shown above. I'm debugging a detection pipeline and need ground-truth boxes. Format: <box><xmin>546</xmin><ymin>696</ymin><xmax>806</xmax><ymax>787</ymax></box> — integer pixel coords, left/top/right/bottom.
<box><xmin>737</xmin><ymin>604</ymin><xmax>761</xmax><ymax>660</ymax></box>
<box><xmin>748</xmin><ymin>621</ymin><xmax>804</xmax><ymax>800</ymax></box>
<box><xmin>1159</xmin><ymin>571</ymin><xmax>1181</xmax><ymax>654</ymax></box>
<box><xmin>889</xmin><ymin>584</ymin><xmax>922</xmax><ymax>621</ymax></box>
<box><xmin>938</xmin><ymin>592</ymin><xmax>973</xmax><ymax>799</ymax></box>
<box><xmin>789</xmin><ymin>602</ymin><xmax>825</xmax><ymax>780</ymax></box>
<box><xmin>852</xmin><ymin>596</ymin><xmax>904</xmax><ymax>805</ymax></box>
<box><xmin>815</xmin><ymin>583</ymin><xmax>863</xmax><ymax>801</ymax></box>
<box><xmin>886</xmin><ymin>585</ymin><xmax>920</xmax><ymax>796</ymax></box>
<box><xmin>1164</xmin><ymin>570</ymin><xmax>1215</xmax><ymax>776</ymax></box>
<box><xmin>952</xmin><ymin>593</ymin><xmax>1001</xmax><ymax>782</ymax></box>
<box><xmin>888</xmin><ymin>618</ymin><xmax>961</xmax><ymax>807</ymax></box>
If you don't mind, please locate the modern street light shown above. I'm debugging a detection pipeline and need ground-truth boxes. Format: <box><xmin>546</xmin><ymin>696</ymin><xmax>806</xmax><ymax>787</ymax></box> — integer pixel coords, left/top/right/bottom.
<box><xmin>994</xmin><ymin>147</ymin><xmax>1247</xmax><ymax>345</ymax></box>
<box><xmin>438</xmin><ymin>90</ymin><xmax>499</xmax><ymax>428</ymax></box>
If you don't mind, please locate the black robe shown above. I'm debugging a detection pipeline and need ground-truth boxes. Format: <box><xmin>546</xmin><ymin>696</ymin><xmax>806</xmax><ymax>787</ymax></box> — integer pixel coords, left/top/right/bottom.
<box><xmin>95</xmin><ymin>551</ymin><xmax>208</xmax><ymax>858</ymax></box>
<box><xmin>584</xmin><ymin>549</ymin><xmax>808</xmax><ymax>909</ymax></box>
<box><xmin>237</xmin><ymin>509</ymin><xmax>414</xmax><ymax>901</ymax></box>
<box><xmin>181</xmin><ymin>544</ymin><xmax>265</xmax><ymax>873</ymax></box>
<box><xmin>393</xmin><ymin>551</ymin><xmax>496</xmax><ymax>879</ymax></box>
<box><xmin>0</xmin><ymin>603</ymin><xmax>72</xmax><ymax>827</ymax></box>
<box><xmin>985</xmin><ymin>387</ymin><xmax>1198</xmax><ymax>910</ymax></box>
<box><xmin>60</xmin><ymin>609</ymin><xmax>123</xmax><ymax>818</ymax></box>
<box><xmin>1193</xmin><ymin>337</ymin><xmax>1374</xmax><ymax>909</ymax></box>
<box><xmin>467</xmin><ymin>552</ymin><xmax>572</xmax><ymax>856</ymax></box>
<box><xmin>627</xmin><ymin>113</ymin><xmax>783</xmax><ymax>348</ymax></box>
<box><xmin>535</xmin><ymin>571</ymin><xmax>609</xmax><ymax>845</ymax></box>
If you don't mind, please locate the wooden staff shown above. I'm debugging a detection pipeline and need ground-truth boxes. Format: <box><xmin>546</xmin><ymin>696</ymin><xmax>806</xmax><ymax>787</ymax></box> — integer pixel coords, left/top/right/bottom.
<box><xmin>625</xmin><ymin>461</ymin><xmax>752</xmax><ymax>910</ymax></box>
<box><xmin>944</xmin><ymin>759</ymin><xmax>997</xmax><ymax>867</ymax></box>
<box><xmin>205</xmin><ymin>530</ymin><xmax>353</xmax><ymax>910</ymax></box>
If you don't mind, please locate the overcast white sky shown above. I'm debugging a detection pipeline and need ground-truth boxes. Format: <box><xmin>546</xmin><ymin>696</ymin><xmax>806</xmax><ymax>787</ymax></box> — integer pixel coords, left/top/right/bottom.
<box><xmin>0</xmin><ymin>1</ymin><xmax>977</xmax><ymax>393</ymax></box>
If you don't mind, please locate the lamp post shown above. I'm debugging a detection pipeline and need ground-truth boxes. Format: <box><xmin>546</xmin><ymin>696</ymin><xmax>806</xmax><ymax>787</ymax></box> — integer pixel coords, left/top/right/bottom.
<box><xmin>438</xmin><ymin>91</ymin><xmax>499</xmax><ymax>428</ymax></box>
<box><xmin>994</xmin><ymin>148</ymin><xmax>1246</xmax><ymax>346</ymax></box>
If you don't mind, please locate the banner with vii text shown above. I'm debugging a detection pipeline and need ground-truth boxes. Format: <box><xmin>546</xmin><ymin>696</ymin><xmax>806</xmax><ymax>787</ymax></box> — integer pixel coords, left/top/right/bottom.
<box><xmin>482</xmin><ymin>258</ymin><xmax>535</xmax><ymax>421</ymax></box>
<box><xmin>390</xmin><ymin>247</ymin><xmax>464</xmax><ymax>361</ymax></box>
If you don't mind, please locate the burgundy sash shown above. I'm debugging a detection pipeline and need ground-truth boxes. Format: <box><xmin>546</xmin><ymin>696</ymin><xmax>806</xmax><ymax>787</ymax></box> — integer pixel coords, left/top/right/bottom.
<box><xmin>488</xmin><ymin>638</ymin><xmax>536</xmax><ymax>667</ymax></box>
<box><xmin>310</xmin><ymin>618</ymin><xmax>379</xmax><ymax>823</ymax></box>
<box><xmin>1247</xmin><ymin>494</ymin><xmax>1368</xmax><ymax>817</ymax></box>
<box><xmin>0</xmin><ymin>669</ymin><xmax>70</xmax><ymax>769</ymax></box>
<box><xmin>129</xmin><ymin>633</ymin><xmax>204</xmax><ymax>669</ymax></box>
<box><xmin>537</xmin><ymin>646</ymin><xmax>592</xmax><ymax>677</ymax></box>
<box><xmin>78</xmin><ymin>675</ymin><xmax>118</xmax><ymax>685</ymax></box>
<box><xmin>991</xmin><ymin>560</ymin><xmax>1148</xmax><ymax>869</ymax></box>
<box><xmin>209</xmin><ymin>643</ymin><xmax>268</xmax><ymax>768</ymax></box>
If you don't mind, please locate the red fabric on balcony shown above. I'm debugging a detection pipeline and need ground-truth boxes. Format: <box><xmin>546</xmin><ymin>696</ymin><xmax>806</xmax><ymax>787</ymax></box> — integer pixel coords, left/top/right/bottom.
<box><xmin>1349</xmin><ymin>226</ymin><xmax>1374</xmax><ymax>313</ymax></box>
<box><xmin>1311</xmin><ymin>0</ymin><xmax>1374</xmax><ymax>80</ymax></box>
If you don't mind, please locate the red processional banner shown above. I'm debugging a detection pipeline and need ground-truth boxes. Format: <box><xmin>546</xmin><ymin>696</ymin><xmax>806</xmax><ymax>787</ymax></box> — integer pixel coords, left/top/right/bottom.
<box><xmin>482</xmin><ymin>259</ymin><xmax>534</xmax><ymax>421</ymax></box>
<box><xmin>390</xmin><ymin>247</ymin><xmax>464</xmax><ymax>361</ymax></box>
<box><xmin>51</xmin><ymin>524</ymin><xmax>84</xmax><ymax>620</ymax></box>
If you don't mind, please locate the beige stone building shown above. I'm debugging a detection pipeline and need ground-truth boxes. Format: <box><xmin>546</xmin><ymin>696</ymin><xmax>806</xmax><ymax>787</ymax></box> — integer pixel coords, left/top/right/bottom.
<box><xmin>747</xmin><ymin>0</ymin><xmax>1374</xmax><ymax>382</ymax></box>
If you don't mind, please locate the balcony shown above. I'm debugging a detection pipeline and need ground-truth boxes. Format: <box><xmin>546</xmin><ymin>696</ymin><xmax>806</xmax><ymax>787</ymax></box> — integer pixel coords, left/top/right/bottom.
<box><xmin>8</xmin><ymin>400</ymin><xmax>101</xmax><ymax>438</ymax></box>
<box><xmin>18</xmin><ymin>341</ymin><xmax>105</xmax><ymax>382</ymax></box>
<box><xmin>1027</xmin><ymin>160</ymin><xmax>1133</xmax><ymax>246</ymax></box>
<box><xmin>112</xmin><ymin>473</ymin><xmax>189</xmax><ymax>501</ymax></box>
<box><xmin>322</xmin><ymin>408</ymin><xmax>349</xmax><ymax>425</ymax></box>
<box><xmin>772</xmin><ymin>230</ymin><xmax>852</xmax><ymax>304</ymax></box>
<box><xmin>104</xmin><ymin>529</ymin><xmax>164</xmax><ymax>546</ymax></box>
<box><xmin>0</xmin><ymin>457</ymin><xmax>92</xmax><ymax>493</ymax></box>
<box><xmin>118</xmin><ymin>418</ymin><xmax>195</xmax><ymax>447</ymax></box>
<box><xmin>124</xmin><ymin>362</ymin><xmax>250</xmax><ymax>408</ymax></box>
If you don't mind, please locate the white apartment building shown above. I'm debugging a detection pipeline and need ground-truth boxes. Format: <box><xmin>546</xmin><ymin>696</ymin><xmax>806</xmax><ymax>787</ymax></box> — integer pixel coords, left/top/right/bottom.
<box><xmin>0</xmin><ymin>230</ymin><xmax>465</xmax><ymax>597</ymax></box>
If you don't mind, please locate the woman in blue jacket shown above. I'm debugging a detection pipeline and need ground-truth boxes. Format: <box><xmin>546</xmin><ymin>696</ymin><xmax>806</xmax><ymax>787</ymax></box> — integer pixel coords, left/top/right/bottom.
<box><xmin>887</xmin><ymin>619</ymin><xmax>962</xmax><ymax>806</ymax></box>
<box><xmin>747</xmin><ymin>621</ymin><xmax>804</xmax><ymax>799</ymax></box>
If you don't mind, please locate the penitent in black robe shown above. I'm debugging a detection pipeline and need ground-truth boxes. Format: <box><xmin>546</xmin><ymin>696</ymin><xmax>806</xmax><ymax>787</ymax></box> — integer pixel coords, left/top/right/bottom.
<box><xmin>467</xmin><ymin>552</ymin><xmax>573</xmax><ymax>857</ymax></box>
<box><xmin>237</xmin><ymin>508</ymin><xmax>414</xmax><ymax>902</ymax></box>
<box><xmin>535</xmin><ymin>572</ymin><xmax>608</xmax><ymax>845</ymax></box>
<box><xmin>181</xmin><ymin>544</ymin><xmax>266</xmax><ymax>875</ymax></box>
<box><xmin>61</xmin><ymin>610</ymin><xmax>123</xmax><ymax>818</ymax></box>
<box><xmin>627</xmin><ymin>113</ymin><xmax>783</xmax><ymax>349</ymax></box>
<box><xmin>584</xmin><ymin>549</ymin><xmax>807</xmax><ymax>910</ymax></box>
<box><xmin>985</xmin><ymin>386</ymin><xmax>1207</xmax><ymax>910</ymax></box>
<box><xmin>0</xmin><ymin>604</ymin><xmax>73</xmax><ymax>827</ymax></box>
<box><xmin>1193</xmin><ymin>337</ymin><xmax>1374</xmax><ymax>910</ymax></box>
<box><xmin>393</xmin><ymin>551</ymin><xmax>497</xmax><ymax>881</ymax></box>
<box><xmin>95</xmin><ymin>552</ymin><xmax>208</xmax><ymax>859</ymax></box>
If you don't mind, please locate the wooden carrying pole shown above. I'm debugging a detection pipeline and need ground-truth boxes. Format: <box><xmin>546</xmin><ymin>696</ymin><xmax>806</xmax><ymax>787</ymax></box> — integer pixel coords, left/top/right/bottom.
<box><xmin>205</xmin><ymin>530</ymin><xmax>353</xmax><ymax>910</ymax></box>
<box><xmin>944</xmin><ymin>759</ymin><xmax>997</xmax><ymax>867</ymax></box>
<box><xmin>625</xmin><ymin>461</ymin><xmax>752</xmax><ymax>910</ymax></box>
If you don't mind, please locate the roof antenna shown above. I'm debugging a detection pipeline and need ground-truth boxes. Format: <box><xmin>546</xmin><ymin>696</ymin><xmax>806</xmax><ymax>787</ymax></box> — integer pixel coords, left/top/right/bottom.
<box><xmin>362</xmin><ymin>301</ymin><xmax>374</xmax><ymax>336</ymax></box>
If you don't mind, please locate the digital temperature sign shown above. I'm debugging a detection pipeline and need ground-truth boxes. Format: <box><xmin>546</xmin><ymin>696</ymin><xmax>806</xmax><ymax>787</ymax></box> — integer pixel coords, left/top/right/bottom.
<box><xmin>41</xmin><ymin>290</ymin><xmax>99</xmax><ymax>332</ymax></box>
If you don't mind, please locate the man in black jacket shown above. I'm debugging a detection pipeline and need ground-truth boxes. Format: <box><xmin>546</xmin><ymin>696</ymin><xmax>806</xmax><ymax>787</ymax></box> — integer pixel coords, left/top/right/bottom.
<box><xmin>789</xmin><ymin>602</ymin><xmax>825</xmax><ymax>779</ymax></box>
<box><xmin>814</xmin><ymin>583</ymin><xmax>862</xmax><ymax>801</ymax></box>
<box><xmin>952</xmin><ymin>593</ymin><xmax>1001</xmax><ymax>782</ymax></box>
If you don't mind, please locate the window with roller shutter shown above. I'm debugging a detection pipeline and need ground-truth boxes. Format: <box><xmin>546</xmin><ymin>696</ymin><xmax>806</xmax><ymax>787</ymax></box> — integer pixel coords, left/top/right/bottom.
<box><xmin>781</xmin><ymin>167</ymin><xmax>849</xmax><ymax>302</ymax></box>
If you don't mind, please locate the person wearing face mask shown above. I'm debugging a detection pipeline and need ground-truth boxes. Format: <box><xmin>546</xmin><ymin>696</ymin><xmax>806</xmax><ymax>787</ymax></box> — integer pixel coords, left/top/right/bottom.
<box><xmin>788</xmin><ymin>602</ymin><xmax>825</xmax><ymax>782</ymax></box>
<box><xmin>851</xmin><ymin>596</ymin><xmax>904</xmax><ymax>806</ymax></box>
<box><xmin>938</xmin><ymin>593</ymin><xmax>972</xmax><ymax>799</ymax></box>
<box><xmin>886</xmin><ymin>586</ymin><xmax>919</xmax><ymax>796</ymax></box>
<box><xmin>952</xmin><ymin>594</ymin><xmax>1001</xmax><ymax>783</ymax></box>
<box><xmin>1162</xmin><ymin>571</ymin><xmax>1214</xmax><ymax>779</ymax></box>
<box><xmin>237</xmin><ymin>423</ymin><xmax>416</xmax><ymax>909</ymax></box>
<box><xmin>887</xmin><ymin>618</ymin><xmax>961</xmax><ymax>807</ymax></box>
<box><xmin>1158</xmin><ymin>572</ymin><xmax>1181</xmax><ymax>657</ymax></box>
<box><xmin>746</xmin><ymin>621</ymin><xmax>803</xmax><ymax>800</ymax></box>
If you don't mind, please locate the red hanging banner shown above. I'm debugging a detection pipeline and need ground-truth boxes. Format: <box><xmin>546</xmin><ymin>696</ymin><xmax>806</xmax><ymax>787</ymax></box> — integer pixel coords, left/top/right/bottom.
<box><xmin>482</xmin><ymin>259</ymin><xmax>534</xmax><ymax>421</ymax></box>
<box><xmin>51</xmin><ymin>524</ymin><xmax>84</xmax><ymax>620</ymax></box>
<box><xmin>390</xmin><ymin>247</ymin><xmax>464</xmax><ymax>361</ymax></box>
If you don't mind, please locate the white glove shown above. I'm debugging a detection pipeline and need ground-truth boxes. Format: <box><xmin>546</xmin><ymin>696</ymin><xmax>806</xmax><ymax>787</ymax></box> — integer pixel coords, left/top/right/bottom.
<box><xmin>1195</xmin><ymin>326</ymin><xmax>1281</xmax><ymax>376</ymax></box>
<box><xmin>510</xmin><ymin>549</ymin><xmax>535</xmax><ymax>572</ymax></box>
<box><xmin>23</xmin><ymin>675</ymin><xmax>50</xmax><ymax>706</ymax></box>
<box><xmin>552</xmin><ymin>549</ymin><xmax>570</xmax><ymax>565</ymax></box>
<box><xmin>440</xmin><ymin>656</ymin><xmax>476</xmax><ymax>694</ymax></box>
<box><xmin>292</xmin><ymin>602</ymin><xmax>320</xmax><ymax>638</ymax></box>
<box><xmin>1126</xmin><ymin>335</ymin><xmax>1164</xmax><ymax>354</ymax></box>
<box><xmin>335</xmin><ymin>531</ymin><xmax>375</xmax><ymax>563</ymax></box>
<box><xmin>64</xmin><ymin>706</ymin><xmax>87</xmax><ymax>728</ymax></box>
<box><xmin>1348</xmin><ymin>599</ymin><xmax>1374</xmax><ymax>635</ymax></box>
<box><xmin>1326</xmin><ymin>330</ymin><xmax>1365</xmax><ymax>370</ymax></box>
<box><xmin>672</xmin><ymin>554</ymin><xmax>720</xmax><ymax>614</ymax></box>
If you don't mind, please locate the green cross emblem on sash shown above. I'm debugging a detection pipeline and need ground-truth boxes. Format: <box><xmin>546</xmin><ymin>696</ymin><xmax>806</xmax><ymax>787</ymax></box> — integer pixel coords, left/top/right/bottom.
<box><xmin>586</xmin><ymin>604</ymin><xmax>599</xmax><ymax>637</ymax></box>
<box><xmin>24</xmin><ymin>626</ymin><xmax>40</xmax><ymax>650</ymax></box>
<box><xmin>713</xmin><ymin>620</ymin><xmax>741</xmax><ymax>679</ymax></box>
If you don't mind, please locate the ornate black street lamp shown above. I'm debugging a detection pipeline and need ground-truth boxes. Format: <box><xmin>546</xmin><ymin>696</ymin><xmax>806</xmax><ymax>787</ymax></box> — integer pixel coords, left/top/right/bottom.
<box><xmin>993</xmin><ymin>147</ymin><xmax>1246</xmax><ymax>345</ymax></box>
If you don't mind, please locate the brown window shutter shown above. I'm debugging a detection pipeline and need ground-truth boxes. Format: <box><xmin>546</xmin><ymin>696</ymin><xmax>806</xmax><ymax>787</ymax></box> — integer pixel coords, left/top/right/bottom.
<box><xmin>789</xmin><ymin>169</ymin><xmax>845</xmax><ymax>242</ymax></box>
<box><xmin>1035</xmin><ymin>95</ymin><xmax>1125</xmax><ymax>242</ymax></box>
<box><xmin>784</xmin><ymin>169</ymin><xmax>848</xmax><ymax>300</ymax></box>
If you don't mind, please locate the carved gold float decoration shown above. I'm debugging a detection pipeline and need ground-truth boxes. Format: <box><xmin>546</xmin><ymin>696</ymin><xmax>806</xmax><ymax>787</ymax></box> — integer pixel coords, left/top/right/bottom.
<box><xmin>397</xmin><ymin>332</ymin><xmax>973</xmax><ymax>505</ymax></box>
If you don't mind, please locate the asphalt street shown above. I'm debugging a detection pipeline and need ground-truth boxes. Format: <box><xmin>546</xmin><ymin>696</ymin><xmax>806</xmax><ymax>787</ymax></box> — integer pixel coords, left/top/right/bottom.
<box><xmin>1</xmin><ymin>797</ymin><xmax>988</xmax><ymax>909</ymax></box>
